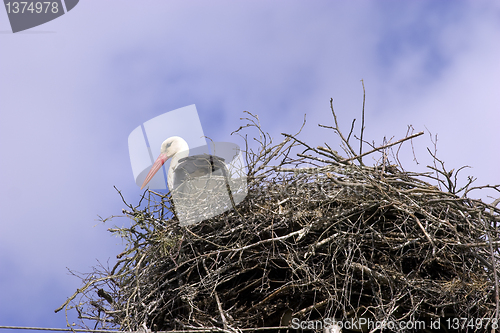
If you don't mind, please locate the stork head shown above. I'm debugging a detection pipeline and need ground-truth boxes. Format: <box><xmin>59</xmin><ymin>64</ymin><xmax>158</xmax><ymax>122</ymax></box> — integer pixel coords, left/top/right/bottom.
<box><xmin>140</xmin><ymin>136</ymin><xmax>189</xmax><ymax>190</ymax></box>
<box><xmin>159</xmin><ymin>136</ymin><xmax>188</xmax><ymax>157</ymax></box>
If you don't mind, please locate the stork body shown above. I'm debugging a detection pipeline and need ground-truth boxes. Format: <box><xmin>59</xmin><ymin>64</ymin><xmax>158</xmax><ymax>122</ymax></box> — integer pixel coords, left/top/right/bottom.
<box><xmin>140</xmin><ymin>136</ymin><xmax>240</xmax><ymax>222</ymax></box>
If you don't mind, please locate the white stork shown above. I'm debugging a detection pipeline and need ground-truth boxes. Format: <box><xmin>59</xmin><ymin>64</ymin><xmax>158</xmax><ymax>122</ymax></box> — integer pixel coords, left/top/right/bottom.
<box><xmin>140</xmin><ymin>136</ymin><xmax>240</xmax><ymax>220</ymax></box>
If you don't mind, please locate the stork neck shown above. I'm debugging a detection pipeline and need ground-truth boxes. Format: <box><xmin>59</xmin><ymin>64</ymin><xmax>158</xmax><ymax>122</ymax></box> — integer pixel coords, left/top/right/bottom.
<box><xmin>168</xmin><ymin>150</ymin><xmax>189</xmax><ymax>189</ymax></box>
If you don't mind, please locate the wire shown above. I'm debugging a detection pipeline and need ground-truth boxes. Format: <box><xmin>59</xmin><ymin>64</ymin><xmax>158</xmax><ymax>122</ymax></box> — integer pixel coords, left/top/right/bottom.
<box><xmin>0</xmin><ymin>325</ymin><xmax>291</xmax><ymax>333</ymax></box>
<box><xmin>0</xmin><ymin>326</ymin><xmax>122</xmax><ymax>333</ymax></box>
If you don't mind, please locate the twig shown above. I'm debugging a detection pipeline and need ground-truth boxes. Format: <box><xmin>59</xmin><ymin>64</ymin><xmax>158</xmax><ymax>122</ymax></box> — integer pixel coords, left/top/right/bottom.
<box><xmin>55</xmin><ymin>274</ymin><xmax>126</xmax><ymax>313</ymax></box>
<box><xmin>321</xmin><ymin>98</ymin><xmax>360</xmax><ymax>163</ymax></box>
<box><xmin>341</xmin><ymin>131</ymin><xmax>424</xmax><ymax>163</ymax></box>
<box><xmin>214</xmin><ymin>292</ymin><xmax>228</xmax><ymax>330</ymax></box>
<box><xmin>359</xmin><ymin>79</ymin><xmax>366</xmax><ymax>163</ymax></box>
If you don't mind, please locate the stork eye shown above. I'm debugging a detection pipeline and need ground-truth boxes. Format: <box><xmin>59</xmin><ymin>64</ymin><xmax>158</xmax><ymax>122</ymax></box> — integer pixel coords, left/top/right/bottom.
<box><xmin>166</xmin><ymin>142</ymin><xmax>172</xmax><ymax>148</ymax></box>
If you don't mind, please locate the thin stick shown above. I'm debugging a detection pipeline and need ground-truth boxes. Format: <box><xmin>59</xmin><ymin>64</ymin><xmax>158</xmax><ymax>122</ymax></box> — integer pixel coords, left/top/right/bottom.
<box><xmin>341</xmin><ymin>131</ymin><xmax>424</xmax><ymax>163</ymax></box>
<box><xmin>359</xmin><ymin>79</ymin><xmax>366</xmax><ymax>163</ymax></box>
<box><xmin>326</xmin><ymin>98</ymin><xmax>359</xmax><ymax>162</ymax></box>
<box><xmin>54</xmin><ymin>274</ymin><xmax>126</xmax><ymax>313</ymax></box>
<box><xmin>214</xmin><ymin>292</ymin><xmax>228</xmax><ymax>330</ymax></box>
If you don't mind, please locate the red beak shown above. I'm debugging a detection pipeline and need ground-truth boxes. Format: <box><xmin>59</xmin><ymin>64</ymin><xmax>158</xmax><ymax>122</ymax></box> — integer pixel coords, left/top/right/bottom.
<box><xmin>140</xmin><ymin>153</ymin><xmax>169</xmax><ymax>190</ymax></box>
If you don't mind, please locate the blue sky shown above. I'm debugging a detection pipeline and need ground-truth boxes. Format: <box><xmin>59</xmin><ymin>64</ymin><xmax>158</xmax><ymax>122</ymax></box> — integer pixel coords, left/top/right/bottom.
<box><xmin>1</xmin><ymin>1</ymin><xmax>499</xmax><ymax>330</ymax></box>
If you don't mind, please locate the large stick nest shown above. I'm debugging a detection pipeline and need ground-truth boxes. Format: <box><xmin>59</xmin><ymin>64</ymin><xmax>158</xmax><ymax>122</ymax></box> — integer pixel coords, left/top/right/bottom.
<box><xmin>58</xmin><ymin>100</ymin><xmax>500</xmax><ymax>332</ymax></box>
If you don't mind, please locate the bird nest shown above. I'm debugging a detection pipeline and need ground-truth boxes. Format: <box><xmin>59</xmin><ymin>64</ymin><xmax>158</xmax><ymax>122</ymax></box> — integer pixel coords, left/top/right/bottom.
<box><xmin>58</xmin><ymin>100</ymin><xmax>500</xmax><ymax>333</ymax></box>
